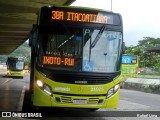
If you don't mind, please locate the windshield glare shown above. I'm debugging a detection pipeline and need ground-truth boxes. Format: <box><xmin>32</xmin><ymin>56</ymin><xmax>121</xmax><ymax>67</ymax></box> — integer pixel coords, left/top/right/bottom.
<box><xmin>83</xmin><ymin>30</ymin><xmax>122</xmax><ymax>72</ymax></box>
<box><xmin>37</xmin><ymin>26</ymin><xmax>122</xmax><ymax>73</ymax></box>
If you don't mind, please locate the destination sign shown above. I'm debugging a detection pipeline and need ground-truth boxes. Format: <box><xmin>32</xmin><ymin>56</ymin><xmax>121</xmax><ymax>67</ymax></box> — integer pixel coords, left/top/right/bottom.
<box><xmin>43</xmin><ymin>56</ymin><xmax>74</xmax><ymax>66</ymax></box>
<box><xmin>51</xmin><ymin>10</ymin><xmax>111</xmax><ymax>24</ymax></box>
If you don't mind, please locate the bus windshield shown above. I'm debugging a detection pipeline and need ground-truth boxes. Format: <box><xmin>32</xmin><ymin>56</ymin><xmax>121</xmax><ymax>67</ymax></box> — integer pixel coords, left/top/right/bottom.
<box><xmin>7</xmin><ymin>59</ymin><xmax>24</xmax><ymax>71</ymax></box>
<box><xmin>37</xmin><ymin>25</ymin><xmax>122</xmax><ymax>73</ymax></box>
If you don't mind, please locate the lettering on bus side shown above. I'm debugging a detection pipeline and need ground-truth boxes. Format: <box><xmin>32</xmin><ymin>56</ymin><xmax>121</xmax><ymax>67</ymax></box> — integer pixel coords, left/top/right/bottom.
<box><xmin>54</xmin><ymin>87</ymin><xmax>70</xmax><ymax>91</ymax></box>
<box><xmin>51</xmin><ymin>10</ymin><xmax>108</xmax><ymax>24</ymax></box>
<box><xmin>91</xmin><ymin>87</ymin><xmax>104</xmax><ymax>92</ymax></box>
<box><xmin>43</xmin><ymin>56</ymin><xmax>74</xmax><ymax>66</ymax></box>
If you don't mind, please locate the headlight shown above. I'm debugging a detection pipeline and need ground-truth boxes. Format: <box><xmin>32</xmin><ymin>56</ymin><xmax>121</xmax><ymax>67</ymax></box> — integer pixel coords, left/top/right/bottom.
<box><xmin>43</xmin><ymin>84</ymin><xmax>52</xmax><ymax>96</ymax></box>
<box><xmin>107</xmin><ymin>88</ymin><xmax>114</xmax><ymax>98</ymax></box>
<box><xmin>22</xmin><ymin>70</ymin><xmax>25</xmax><ymax>74</ymax></box>
<box><xmin>36</xmin><ymin>80</ymin><xmax>53</xmax><ymax>96</ymax></box>
<box><xmin>36</xmin><ymin>80</ymin><xmax>43</xmax><ymax>87</ymax></box>
<box><xmin>107</xmin><ymin>84</ymin><xmax>119</xmax><ymax>98</ymax></box>
<box><xmin>114</xmin><ymin>84</ymin><xmax>119</xmax><ymax>92</ymax></box>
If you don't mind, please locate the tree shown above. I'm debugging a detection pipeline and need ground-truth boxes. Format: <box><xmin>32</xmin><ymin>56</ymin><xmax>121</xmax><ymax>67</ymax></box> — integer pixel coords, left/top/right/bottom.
<box><xmin>125</xmin><ymin>37</ymin><xmax>160</xmax><ymax>68</ymax></box>
<box><xmin>0</xmin><ymin>42</ymin><xmax>31</xmax><ymax>66</ymax></box>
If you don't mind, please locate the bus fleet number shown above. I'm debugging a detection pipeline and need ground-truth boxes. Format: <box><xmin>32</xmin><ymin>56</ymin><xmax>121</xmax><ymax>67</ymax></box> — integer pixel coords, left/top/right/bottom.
<box><xmin>91</xmin><ymin>87</ymin><xmax>104</xmax><ymax>92</ymax></box>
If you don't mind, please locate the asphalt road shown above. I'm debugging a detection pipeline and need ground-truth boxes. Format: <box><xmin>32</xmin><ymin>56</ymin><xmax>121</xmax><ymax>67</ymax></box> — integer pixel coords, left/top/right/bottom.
<box><xmin>0</xmin><ymin>73</ymin><xmax>160</xmax><ymax>119</ymax></box>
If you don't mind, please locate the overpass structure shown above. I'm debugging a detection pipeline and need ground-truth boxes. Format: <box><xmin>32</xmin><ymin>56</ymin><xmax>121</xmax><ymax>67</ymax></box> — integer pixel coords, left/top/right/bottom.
<box><xmin>0</xmin><ymin>0</ymin><xmax>75</xmax><ymax>55</ymax></box>
<box><xmin>145</xmin><ymin>46</ymin><xmax>160</xmax><ymax>53</ymax></box>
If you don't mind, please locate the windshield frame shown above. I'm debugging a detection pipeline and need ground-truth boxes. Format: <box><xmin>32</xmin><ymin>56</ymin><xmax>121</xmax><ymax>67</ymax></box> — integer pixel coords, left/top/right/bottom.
<box><xmin>36</xmin><ymin>23</ymin><xmax>123</xmax><ymax>73</ymax></box>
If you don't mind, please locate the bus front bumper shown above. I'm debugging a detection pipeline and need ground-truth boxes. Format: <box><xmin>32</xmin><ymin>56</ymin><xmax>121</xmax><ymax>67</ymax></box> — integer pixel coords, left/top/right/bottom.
<box><xmin>6</xmin><ymin>70</ymin><xmax>25</xmax><ymax>77</ymax></box>
<box><xmin>32</xmin><ymin>85</ymin><xmax>120</xmax><ymax>109</ymax></box>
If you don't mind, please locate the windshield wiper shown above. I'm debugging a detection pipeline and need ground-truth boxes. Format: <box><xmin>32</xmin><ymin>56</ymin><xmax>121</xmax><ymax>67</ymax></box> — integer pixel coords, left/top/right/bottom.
<box><xmin>91</xmin><ymin>25</ymin><xmax>106</xmax><ymax>48</ymax></box>
<box><xmin>88</xmin><ymin>25</ymin><xmax>105</xmax><ymax>61</ymax></box>
<box><xmin>89</xmin><ymin>37</ymin><xmax>92</xmax><ymax>62</ymax></box>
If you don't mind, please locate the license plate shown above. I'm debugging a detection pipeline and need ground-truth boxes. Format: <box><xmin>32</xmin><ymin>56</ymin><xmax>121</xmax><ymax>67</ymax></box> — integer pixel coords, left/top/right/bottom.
<box><xmin>73</xmin><ymin>99</ymin><xmax>87</xmax><ymax>104</ymax></box>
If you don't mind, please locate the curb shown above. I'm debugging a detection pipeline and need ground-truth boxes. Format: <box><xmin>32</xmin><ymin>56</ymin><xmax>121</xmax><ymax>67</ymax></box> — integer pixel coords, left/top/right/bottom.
<box><xmin>120</xmin><ymin>78</ymin><xmax>160</xmax><ymax>94</ymax></box>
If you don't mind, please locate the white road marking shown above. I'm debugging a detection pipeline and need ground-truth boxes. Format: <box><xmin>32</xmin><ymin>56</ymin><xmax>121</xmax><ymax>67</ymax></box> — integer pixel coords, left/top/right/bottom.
<box><xmin>17</xmin><ymin>85</ymin><xmax>26</xmax><ymax>111</ymax></box>
<box><xmin>0</xmin><ymin>78</ymin><xmax>12</xmax><ymax>85</ymax></box>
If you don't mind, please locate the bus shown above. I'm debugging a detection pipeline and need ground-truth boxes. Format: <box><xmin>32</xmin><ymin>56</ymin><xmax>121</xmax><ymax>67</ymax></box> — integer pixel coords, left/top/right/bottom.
<box><xmin>121</xmin><ymin>55</ymin><xmax>138</xmax><ymax>78</ymax></box>
<box><xmin>6</xmin><ymin>57</ymin><xmax>25</xmax><ymax>78</ymax></box>
<box><xmin>29</xmin><ymin>6</ymin><xmax>123</xmax><ymax>111</ymax></box>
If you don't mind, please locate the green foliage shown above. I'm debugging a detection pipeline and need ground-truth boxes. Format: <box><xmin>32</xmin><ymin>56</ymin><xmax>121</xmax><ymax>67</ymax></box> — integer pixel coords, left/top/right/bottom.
<box><xmin>125</xmin><ymin>37</ymin><xmax>160</xmax><ymax>68</ymax></box>
<box><xmin>0</xmin><ymin>42</ymin><xmax>31</xmax><ymax>66</ymax></box>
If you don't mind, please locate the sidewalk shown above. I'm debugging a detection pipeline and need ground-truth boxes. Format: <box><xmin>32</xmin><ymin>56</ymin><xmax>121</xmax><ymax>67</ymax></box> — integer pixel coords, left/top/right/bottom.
<box><xmin>138</xmin><ymin>75</ymin><xmax>160</xmax><ymax>79</ymax></box>
<box><xmin>0</xmin><ymin>70</ymin><xmax>7</xmax><ymax>76</ymax></box>
<box><xmin>120</xmin><ymin>76</ymin><xmax>160</xmax><ymax>94</ymax></box>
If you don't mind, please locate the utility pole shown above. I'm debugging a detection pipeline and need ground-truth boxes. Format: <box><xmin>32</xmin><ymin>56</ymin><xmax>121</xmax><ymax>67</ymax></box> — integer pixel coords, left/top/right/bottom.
<box><xmin>111</xmin><ymin>0</ymin><xmax>112</xmax><ymax>11</ymax></box>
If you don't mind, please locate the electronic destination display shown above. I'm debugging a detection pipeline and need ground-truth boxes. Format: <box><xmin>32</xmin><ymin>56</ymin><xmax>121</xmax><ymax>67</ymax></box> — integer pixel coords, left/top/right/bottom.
<box><xmin>40</xmin><ymin>6</ymin><xmax>121</xmax><ymax>25</ymax></box>
<box><xmin>43</xmin><ymin>56</ymin><xmax>74</xmax><ymax>67</ymax></box>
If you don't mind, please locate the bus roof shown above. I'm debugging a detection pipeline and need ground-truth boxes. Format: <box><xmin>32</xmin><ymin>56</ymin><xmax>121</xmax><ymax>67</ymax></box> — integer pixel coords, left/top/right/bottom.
<box><xmin>40</xmin><ymin>5</ymin><xmax>120</xmax><ymax>15</ymax></box>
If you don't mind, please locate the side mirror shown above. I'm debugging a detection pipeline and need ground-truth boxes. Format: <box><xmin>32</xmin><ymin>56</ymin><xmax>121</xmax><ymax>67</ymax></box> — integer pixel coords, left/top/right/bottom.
<box><xmin>29</xmin><ymin>33</ymin><xmax>33</xmax><ymax>47</ymax></box>
<box><xmin>122</xmin><ymin>42</ymin><xmax>125</xmax><ymax>54</ymax></box>
<box><xmin>29</xmin><ymin>24</ymin><xmax>37</xmax><ymax>47</ymax></box>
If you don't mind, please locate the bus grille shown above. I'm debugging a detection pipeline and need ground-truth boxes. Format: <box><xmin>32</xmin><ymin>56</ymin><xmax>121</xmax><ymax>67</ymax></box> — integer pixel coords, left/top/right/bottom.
<box><xmin>50</xmin><ymin>72</ymin><xmax>120</xmax><ymax>85</ymax></box>
<box><xmin>61</xmin><ymin>96</ymin><xmax>72</xmax><ymax>103</ymax></box>
<box><xmin>55</xmin><ymin>96</ymin><xmax>102</xmax><ymax>104</ymax></box>
<box><xmin>38</xmin><ymin>67</ymin><xmax>120</xmax><ymax>85</ymax></box>
<box><xmin>88</xmin><ymin>98</ymin><xmax>99</xmax><ymax>104</ymax></box>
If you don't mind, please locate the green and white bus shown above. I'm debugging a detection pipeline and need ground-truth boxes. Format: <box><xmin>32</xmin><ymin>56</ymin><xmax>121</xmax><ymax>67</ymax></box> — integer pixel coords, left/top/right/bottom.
<box><xmin>6</xmin><ymin>57</ymin><xmax>25</xmax><ymax>78</ymax></box>
<box><xmin>29</xmin><ymin>5</ymin><xmax>123</xmax><ymax>111</ymax></box>
<box><xmin>121</xmin><ymin>55</ymin><xmax>138</xmax><ymax>78</ymax></box>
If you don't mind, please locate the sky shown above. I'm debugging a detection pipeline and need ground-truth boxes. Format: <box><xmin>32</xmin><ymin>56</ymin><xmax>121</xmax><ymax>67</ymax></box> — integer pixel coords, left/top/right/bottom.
<box><xmin>71</xmin><ymin>0</ymin><xmax>160</xmax><ymax>46</ymax></box>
